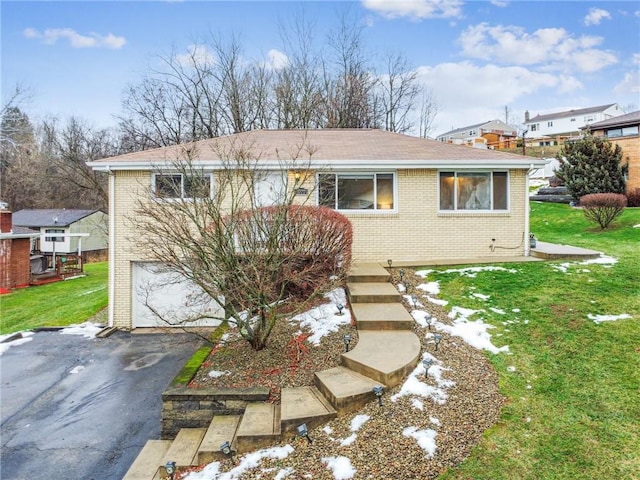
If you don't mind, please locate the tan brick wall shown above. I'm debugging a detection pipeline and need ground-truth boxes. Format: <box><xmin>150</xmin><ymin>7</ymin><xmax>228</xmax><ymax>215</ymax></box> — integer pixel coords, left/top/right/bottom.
<box><xmin>111</xmin><ymin>168</ymin><xmax>529</xmax><ymax>327</ymax></box>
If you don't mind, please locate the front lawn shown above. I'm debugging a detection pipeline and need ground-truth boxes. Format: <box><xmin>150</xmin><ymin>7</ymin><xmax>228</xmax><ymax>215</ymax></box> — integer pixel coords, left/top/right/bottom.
<box><xmin>437</xmin><ymin>203</ymin><xmax>639</xmax><ymax>479</ymax></box>
<box><xmin>0</xmin><ymin>261</ymin><xmax>108</xmax><ymax>334</ymax></box>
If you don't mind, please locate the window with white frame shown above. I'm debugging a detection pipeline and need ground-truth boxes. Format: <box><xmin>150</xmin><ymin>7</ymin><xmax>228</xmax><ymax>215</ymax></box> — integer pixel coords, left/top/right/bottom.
<box><xmin>318</xmin><ymin>173</ymin><xmax>395</xmax><ymax>211</ymax></box>
<box><xmin>45</xmin><ymin>228</ymin><xmax>65</xmax><ymax>242</ymax></box>
<box><xmin>439</xmin><ymin>171</ymin><xmax>508</xmax><ymax>211</ymax></box>
<box><xmin>153</xmin><ymin>173</ymin><xmax>212</xmax><ymax>199</ymax></box>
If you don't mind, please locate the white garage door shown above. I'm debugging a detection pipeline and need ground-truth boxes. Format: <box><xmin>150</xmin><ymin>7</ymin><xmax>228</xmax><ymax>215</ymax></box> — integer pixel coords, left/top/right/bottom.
<box><xmin>132</xmin><ymin>262</ymin><xmax>224</xmax><ymax>328</ymax></box>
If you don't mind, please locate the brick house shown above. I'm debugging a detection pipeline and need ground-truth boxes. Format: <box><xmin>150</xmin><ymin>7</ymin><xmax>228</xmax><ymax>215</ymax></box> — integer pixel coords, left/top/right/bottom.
<box><xmin>585</xmin><ymin>110</ymin><xmax>640</xmax><ymax>192</ymax></box>
<box><xmin>436</xmin><ymin>119</ymin><xmax>518</xmax><ymax>150</ymax></box>
<box><xmin>89</xmin><ymin>129</ymin><xmax>546</xmax><ymax>329</ymax></box>
<box><xmin>0</xmin><ymin>209</ymin><xmax>40</xmax><ymax>293</ymax></box>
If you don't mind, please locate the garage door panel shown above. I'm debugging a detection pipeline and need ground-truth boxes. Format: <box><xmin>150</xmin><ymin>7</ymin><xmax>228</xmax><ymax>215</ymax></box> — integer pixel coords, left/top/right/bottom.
<box><xmin>132</xmin><ymin>262</ymin><xmax>224</xmax><ymax>328</ymax></box>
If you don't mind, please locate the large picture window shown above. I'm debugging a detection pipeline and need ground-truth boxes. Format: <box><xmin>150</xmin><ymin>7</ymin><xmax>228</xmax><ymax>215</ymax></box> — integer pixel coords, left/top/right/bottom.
<box><xmin>318</xmin><ymin>173</ymin><xmax>395</xmax><ymax>211</ymax></box>
<box><xmin>153</xmin><ymin>173</ymin><xmax>212</xmax><ymax>199</ymax></box>
<box><xmin>439</xmin><ymin>171</ymin><xmax>508</xmax><ymax>211</ymax></box>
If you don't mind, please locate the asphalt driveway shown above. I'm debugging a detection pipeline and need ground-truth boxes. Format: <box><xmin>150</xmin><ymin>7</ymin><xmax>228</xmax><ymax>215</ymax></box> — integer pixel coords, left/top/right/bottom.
<box><xmin>0</xmin><ymin>329</ymin><xmax>202</xmax><ymax>480</ymax></box>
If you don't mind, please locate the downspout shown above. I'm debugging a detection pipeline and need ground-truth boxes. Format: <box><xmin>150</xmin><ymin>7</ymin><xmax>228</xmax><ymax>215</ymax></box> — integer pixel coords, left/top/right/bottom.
<box><xmin>525</xmin><ymin>164</ymin><xmax>534</xmax><ymax>257</ymax></box>
<box><xmin>108</xmin><ymin>167</ymin><xmax>115</xmax><ymax>328</ymax></box>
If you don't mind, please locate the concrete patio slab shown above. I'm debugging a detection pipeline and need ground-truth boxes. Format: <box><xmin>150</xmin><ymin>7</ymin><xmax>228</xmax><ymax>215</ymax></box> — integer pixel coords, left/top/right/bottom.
<box><xmin>531</xmin><ymin>241</ymin><xmax>601</xmax><ymax>260</ymax></box>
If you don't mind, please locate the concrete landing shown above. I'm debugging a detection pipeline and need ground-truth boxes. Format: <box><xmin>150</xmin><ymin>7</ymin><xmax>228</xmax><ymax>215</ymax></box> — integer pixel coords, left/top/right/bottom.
<box><xmin>197</xmin><ymin>415</ymin><xmax>241</xmax><ymax>464</ymax></box>
<box><xmin>348</xmin><ymin>262</ymin><xmax>390</xmax><ymax>282</ymax></box>
<box><xmin>280</xmin><ymin>386</ymin><xmax>337</xmax><ymax>435</ymax></box>
<box><xmin>123</xmin><ymin>440</ymin><xmax>172</xmax><ymax>480</ymax></box>
<box><xmin>531</xmin><ymin>241</ymin><xmax>601</xmax><ymax>260</ymax></box>
<box><xmin>314</xmin><ymin>366</ymin><xmax>382</xmax><ymax>415</ymax></box>
<box><xmin>235</xmin><ymin>403</ymin><xmax>281</xmax><ymax>453</ymax></box>
<box><xmin>341</xmin><ymin>331</ymin><xmax>421</xmax><ymax>387</ymax></box>
<box><xmin>352</xmin><ymin>302</ymin><xmax>415</xmax><ymax>330</ymax></box>
<box><xmin>348</xmin><ymin>282</ymin><xmax>401</xmax><ymax>303</ymax></box>
<box><xmin>160</xmin><ymin>428</ymin><xmax>206</xmax><ymax>470</ymax></box>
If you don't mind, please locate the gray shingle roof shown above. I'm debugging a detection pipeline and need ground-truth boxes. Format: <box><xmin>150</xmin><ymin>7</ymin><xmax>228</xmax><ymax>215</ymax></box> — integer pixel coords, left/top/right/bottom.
<box><xmin>584</xmin><ymin>110</ymin><xmax>640</xmax><ymax>129</ymax></box>
<box><xmin>526</xmin><ymin>104</ymin><xmax>616</xmax><ymax>123</ymax></box>
<box><xmin>88</xmin><ymin>128</ymin><xmax>533</xmax><ymax>166</ymax></box>
<box><xmin>12</xmin><ymin>209</ymin><xmax>98</xmax><ymax>228</ymax></box>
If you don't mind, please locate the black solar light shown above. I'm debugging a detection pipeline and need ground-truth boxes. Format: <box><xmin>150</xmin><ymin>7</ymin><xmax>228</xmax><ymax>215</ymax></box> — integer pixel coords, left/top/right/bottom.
<box><xmin>403</xmin><ymin>281</ymin><xmax>410</xmax><ymax>293</ymax></box>
<box><xmin>411</xmin><ymin>294</ymin><xmax>418</xmax><ymax>308</ymax></box>
<box><xmin>373</xmin><ymin>385</ymin><xmax>384</xmax><ymax>406</ymax></box>
<box><xmin>297</xmin><ymin>423</ymin><xmax>312</xmax><ymax>444</ymax></box>
<box><xmin>423</xmin><ymin>358</ymin><xmax>434</xmax><ymax>377</ymax></box>
<box><xmin>434</xmin><ymin>333</ymin><xmax>443</xmax><ymax>351</ymax></box>
<box><xmin>336</xmin><ymin>303</ymin><xmax>345</xmax><ymax>315</ymax></box>
<box><xmin>165</xmin><ymin>461</ymin><xmax>176</xmax><ymax>480</ymax></box>
<box><xmin>220</xmin><ymin>441</ymin><xmax>235</xmax><ymax>464</ymax></box>
<box><xmin>399</xmin><ymin>268</ymin><xmax>405</xmax><ymax>281</ymax></box>
<box><xmin>387</xmin><ymin>259</ymin><xmax>392</xmax><ymax>267</ymax></box>
<box><xmin>343</xmin><ymin>334</ymin><xmax>352</xmax><ymax>352</ymax></box>
<box><xmin>425</xmin><ymin>314</ymin><xmax>433</xmax><ymax>331</ymax></box>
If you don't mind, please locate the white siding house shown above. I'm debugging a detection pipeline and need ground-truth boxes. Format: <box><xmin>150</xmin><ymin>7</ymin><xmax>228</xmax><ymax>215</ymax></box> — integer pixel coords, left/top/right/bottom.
<box><xmin>524</xmin><ymin>104</ymin><xmax>623</xmax><ymax>142</ymax></box>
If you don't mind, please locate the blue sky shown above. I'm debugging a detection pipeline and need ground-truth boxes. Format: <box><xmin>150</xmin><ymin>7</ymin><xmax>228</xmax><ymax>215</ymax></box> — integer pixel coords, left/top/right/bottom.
<box><xmin>2</xmin><ymin>0</ymin><xmax>639</xmax><ymax>137</ymax></box>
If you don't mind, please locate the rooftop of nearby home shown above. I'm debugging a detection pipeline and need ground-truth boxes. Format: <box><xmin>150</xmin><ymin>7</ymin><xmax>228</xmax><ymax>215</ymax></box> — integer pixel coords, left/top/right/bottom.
<box><xmin>12</xmin><ymin>209</ymin><xmax>101</xmax><ymax>228</ymax></box>
<box><xmin>584</xmin><ymin>110</ymin><xmax>640</xmax><ymax>130</ymax></box>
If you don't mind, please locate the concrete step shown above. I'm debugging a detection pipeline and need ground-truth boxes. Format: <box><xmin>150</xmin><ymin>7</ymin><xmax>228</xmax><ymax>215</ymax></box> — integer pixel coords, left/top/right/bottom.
<box><xmin>235</xmin><ymin>403</ymin><xmax>281</xmax><ymax>453</ymax></box>
<box><xmin>347</xmin><ymin>282</ymin><xmax>401</xmax><ymax>304</ymax></box>
<box><xmin>351</xmin><ymin>302</ymin><xmax>414</xmax><ymax>330</ymax></box>
<box><xmin>160</xmin><ymin>428</ymin><xmax>206</xmax><ymax>473</ymax></box>
<box><xmin>314</xmin><ymin>366</ymin><xmax>382</xmax><ymax>415</ymax></box>
<box><xmin>122</xmin><ymin>440</ymin><xmax>172</xmax><ymax>480</ymax></box>
<box><xmin>280</xmin><ymin>386</ymin><xmax>337</xmax><ymax>436</ymax></box>
<box><xmin>347</xmin><ymin>262</ymin><xmax>390</xmax><ymax>283</ymax></box>
<box><xmin>197</xmin><ymin>415</ymin><xmax>241</xmax><ymax>465</ymax></box>
<box><xmin>341</xmin><ymin>331</ymin><xmax>421</xmax><ymax>387</ymax></box>
<box><xmin>531</xmin><ymin>241</ymin><xmax>601</xmax><ymax>260</ymax></box>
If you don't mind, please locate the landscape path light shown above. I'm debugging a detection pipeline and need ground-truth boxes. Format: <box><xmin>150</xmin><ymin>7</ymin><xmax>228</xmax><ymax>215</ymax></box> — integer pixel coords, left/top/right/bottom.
<box><xmin>433</xmin><ymin>333</ymin><xmax>443</xmax><ymax>351</ymax></box>
<box><xmin>336</xmin><ymin>303</ymin><xmax>345</xmax><ymax>316</ymax></box>
<box><xmin>411</xmin><ymin>294</ymin><xmax>418</xmax><ymax>308</ymax></box>
<box><xmin>387</xmin><ymin>259</ymin><xmax>393</xmax><ymax>268</ymax></box>
<box><xmin>165</xmin><ymin>461</ymin><xmax>177</xmax><ymax>480</ymax></box>
<box><xmin>220</xmin><ymin>441</ymin><xmax>235</xmax><ymax>465</ymax></box>
<box><xmin>343</xmin><ymin>334</ymin><xmax>352</xmax><ymax>352</ymax></box>
<box><xmin>426</xmin><ymin>314</ymin><xmax>433</xmax><ymax>331</ymax></box>
<box><xmin>403</xmin><ymin>281</ymin><xmax>410</xmax><ymax>293</ymax></box>
<box><xmin>399</xmin><ymin>268</ymin><xmax>405</xmax><ymax>281</ymax></box>
<box><xmin>297</xmin><ymin>423</ymin><xmax>313</xmax><ymax>444</ymax></box>
<box><xmin>422</xmin><ymin>358</ymin><xmax>433</xmax><ymax>377</ymax></box>
<box><xmin>373</xmin><ymin>385</ymin><xmax>384</xmax><ymax>406</ymax></box>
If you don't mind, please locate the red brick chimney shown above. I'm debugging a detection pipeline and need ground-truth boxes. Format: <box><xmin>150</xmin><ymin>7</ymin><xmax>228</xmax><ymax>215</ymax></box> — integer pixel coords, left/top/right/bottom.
<box><xmin>0</xmin><ymin>209</ymin><xmax>12</xmax><ymax>233</ymax></box>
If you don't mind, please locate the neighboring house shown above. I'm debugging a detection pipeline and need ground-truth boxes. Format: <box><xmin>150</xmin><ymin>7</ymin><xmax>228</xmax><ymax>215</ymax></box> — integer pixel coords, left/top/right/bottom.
<box><xmin>524</xmin><ymin>103</ymin><xmax>623</xmax><ymax>144</ymax></box>
<box><xmin>585</xmin><ymin>110</ymin><xmax>640</xmax><ymax>192</ymax></box>
<box><xmin>436</xmin><ymin>120</ymin><xmax>518</xmax><ymax>150</ymax></box>
<box><xmin>89</xmin><ymin>129</ymin><xmax>547</xmax><ymax>330</ymax></box>
<box><xmin>12</xmin><ymin>209</ymin><xmax>108</xmax><ymax>262</ymax></box>
<box><xmin>0</xmin><ymin>209</ymin><xmax>40</xmax><ymax>293</ymax></box>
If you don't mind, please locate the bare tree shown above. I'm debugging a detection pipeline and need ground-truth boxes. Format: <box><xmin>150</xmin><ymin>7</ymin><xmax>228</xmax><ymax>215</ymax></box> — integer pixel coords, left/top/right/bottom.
<box><xmin>131</xmin><ymin>136</ymin><xmax>352</xmax><ymax>350</ymax></box>
<box><xmin>418</xmin><ymin>90</ymin><xmax>439</xmax><ymax>138</ymax></box>
<box><xmin>379</xmin><ymin>52</ymin><xmax>420</xmax><ymax>133</ymax></box>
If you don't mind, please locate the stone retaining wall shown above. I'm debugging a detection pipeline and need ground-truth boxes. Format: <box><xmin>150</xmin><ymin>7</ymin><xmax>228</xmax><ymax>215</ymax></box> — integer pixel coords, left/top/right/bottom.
<box><xmin>161</xmin><ymin>386</ymin><xmax>270</xmax><ymax>439</ymax></box>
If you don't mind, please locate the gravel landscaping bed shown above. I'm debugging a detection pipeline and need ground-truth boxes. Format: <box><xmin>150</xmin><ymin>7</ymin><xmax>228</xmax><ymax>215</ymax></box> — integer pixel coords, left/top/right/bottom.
<box><xmin>184</xmin><ymin>269</ymin><xmax>504</xmax><ymax>479</ymax></box>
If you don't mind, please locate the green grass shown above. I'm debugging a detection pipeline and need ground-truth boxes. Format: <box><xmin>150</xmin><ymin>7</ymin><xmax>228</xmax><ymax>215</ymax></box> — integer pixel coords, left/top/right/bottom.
<box><xmin>433</xmin><ymin>203</ymin><xmax>640</xmax><ymax>479</ymax></box>
<box><xmin>0</xmin><ymin>262</ymin><xmax>108</xmax><ymax>334</ymax></box>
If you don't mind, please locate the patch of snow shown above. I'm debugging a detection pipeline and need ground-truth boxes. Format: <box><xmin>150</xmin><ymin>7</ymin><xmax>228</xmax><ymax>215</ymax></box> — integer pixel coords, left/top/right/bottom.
<box><xmin>417</xmin><ymin>282</ymin><xmax>440</xmax><ymax>295</ymax></box>
<box><xmin>411</xmin><ymin>310</ymin><xmax>436</xmax><ymax>328</ymax></box>
<box><xmin>412</xmin><ymin>398</ymin><xmax>424</xmax><ymax>410</ymax></box>
<box><xmin>490</xmin><ymin>307</ymin><xmax>506</xmax><ymax>315</ymax></box>
<box><xmin>77</xmin><ymin>286</ymin><xmax>106</xmax><ymax>296</ymax></box>
<box><xmin>443</xmin><ymin>307</ymin><xmax>509</xmax><ymax>354</ymax></box>
<box><xmin>397</xmin><ymin>283</ymin><xmax>406</xmax><ymax>292</ymax></box>
<box><xmin>582</xmin><ymin>255</ymin><xmax>617</xmax><ymax>266</ymax></box>
<box><xmin>414</xmin><ymin>269</ymin><xmax>434</xmax><ymax>278</ymax></box>
<box><xmin>208</xmin><ymin>370</ymin><xmax>231</xmax><ymax>378</ymax></box>
<box><xmin>512</xmin><ymin>308</ymin><xmax>520</xmax><ymax>313</ymax></box>
<box><xmin>471</xmin><ymin>292</ymin><xmax>490</xmax><ymax>301</ymax></box>
<box><xmin>349</xmin><ymin>414</ymin><xmax>370</xmax><ymax>432</ymax></box>
<box><xmin>429</xmin><ymin>416</ymin><xmax>441</xmax><ymax>426</ymax></box>
<box><xmin>339</xmin><ymin>434</ymin><xmax>357</xmax><ymax>446</ymax></box>
<box><xmin>634</xmin><ymin>224</ymin><xmax>640</xmax><ymax>228</ymax></box>
<box><xmin>507</xmin><ymin>366</ymin><xmax>516</xmax><ymax>372</ymax></box>
<box><xmin>427</xmin><ymin>297</ymin><xmax>448</xmax><ymax>306</ymax></box>
<box><xmin>323</xmin><ymin>425</ymin><xmax>333</xmax><ymax>435</ymax></box>
<box><xmin>60</xmin><ymin>322</ymin><xmax>104</xmax><ymax>339</ymax></box>
<box><xmin>69</xmin><ymin>365</ymin><xmax>85</xmax><ymax>374</ymax></box>
<box><xmin>0</xmin><ymin>331</ymin><xmax>34</xmax><ymax>356</ymax></box>
<box><xmin>403</xmin><ymin>426</ymin><xmax>437</xmax><ymax>458</ymax></box>
<box><xmin>439</xmin><ymin>265</ymin><xmax>518</xmax><ymax>278</ymax></box>
<box><xmin>404</xmin><ymin>294</ymin><xmax>422</xmax><ymax>308</ymax></box>
<box><xmin>289</xmin><ymin>288</ymin><xmax>351</xmax><ymax>345</ymax></box>
<box><xmin>184</xmin><ymin>445</ymin><xmax>294</xmax><ymax>480</ymax></box>
<box><xmin>322</xmin><ymin>456</ymin><xmax>356</xmax><ymax>480</ymax></box>
<box><xmin>391</xmin><ymin>353</ymin><xmax>455</xmax><ymax>405</ymax></box>
<box><xmin>588</xmin><ymin>313</ymin><xmax>632</xmax><ymax>324</ymax></box>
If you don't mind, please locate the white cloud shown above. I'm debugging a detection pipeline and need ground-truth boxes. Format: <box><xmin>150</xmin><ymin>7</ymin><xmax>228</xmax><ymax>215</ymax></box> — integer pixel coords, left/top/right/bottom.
<box><xmin>458</xmin><ymin>23</ymin><xmax>617</xmax><ymax>73</ymax></box>
<box><xmin>266</xmin><ymin>49</ymin><xmax>289</xmax><ymax>70</ymax></box>
<box><xmin>490</xmin><ymin>0</ymin><xmax>509</xmax><ymax>6</ymax></box>
<box><xmin>362</xmin><ymin>0</ymin><xmax>463</xmax><ymax>20</ymax></box>
<box><xmin>584</xmin><ymin>7</ymin><xmax>611</xmax><ymax>26</ymax></box>
<box><xmin>614</xmin><ymin>70</ymin><xmax>640</xmax><ymax>95</ymax></box>
<box><xmin>175</xmin><ymin>44</ymin><xmax>216</xmax><ymax>67</ymax></box>
<box><xmin>23</xmin><ymin>27</ymin><xmax>126</xmax><ymax>49</ymax></box>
